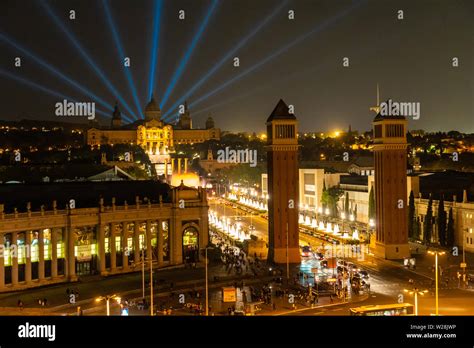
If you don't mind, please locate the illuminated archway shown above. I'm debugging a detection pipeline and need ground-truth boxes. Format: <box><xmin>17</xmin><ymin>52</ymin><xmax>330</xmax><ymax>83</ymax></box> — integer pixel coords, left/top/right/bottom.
<box><xmin>182</xmin><ymin>226</ymin><xmax>199</xmax><ymax>264</ymax></box>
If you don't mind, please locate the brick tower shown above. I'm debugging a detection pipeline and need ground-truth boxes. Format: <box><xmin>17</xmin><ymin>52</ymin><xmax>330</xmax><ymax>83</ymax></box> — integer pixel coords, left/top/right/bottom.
<box><xmin>372</xmin><ymin>111</ymin><xmax>410</xmax><ymax>259</ymax></box>
<box><xmin>266</xmin><ymin>99</ymin><xmax>300</xmax><ymax>264</ymax></box>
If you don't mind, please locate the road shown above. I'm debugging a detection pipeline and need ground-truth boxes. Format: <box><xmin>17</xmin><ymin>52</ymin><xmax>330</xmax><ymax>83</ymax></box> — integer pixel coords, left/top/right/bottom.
<box><xmin>209</xmin><ymin>197</ymin><xmax>474</xmax><ymax>316</ymax></box>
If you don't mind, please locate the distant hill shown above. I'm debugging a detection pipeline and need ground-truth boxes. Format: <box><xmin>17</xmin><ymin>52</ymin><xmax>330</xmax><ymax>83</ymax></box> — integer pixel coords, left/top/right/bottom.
<box><xmin>0</xmin><ymin>118</ymin><xmax>92</xmax><ymax>130</ymax></box>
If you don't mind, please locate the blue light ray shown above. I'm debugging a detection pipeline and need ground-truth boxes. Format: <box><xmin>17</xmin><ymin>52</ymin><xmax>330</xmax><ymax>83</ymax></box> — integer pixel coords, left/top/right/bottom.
<box><xmin>189</xmin><ymin>55</ymin><xmax>355</xmax><ymax>119</ymax></box>
<box><xmin>167</xmin><ymin>0</ymin><xmax>367</xmax><ymax>120</ymax></box>
<box><xmin>161</xmin><ymin>0</ymin><xmax>288</xmax><ymax>120</ymax></box>
<box><xmin>0</xmin><ymin>32</ymin><xmax>114</xmax><ymax>113</ymax></box>
<box><xmin>159</xmin><ymin>0</ymin><xmax>219</xmax><ymax>109</ymax></box>
<box><xmin>148</xmin><ymin>0</ymin><xmax>163</xmax><ymax>100</ymax></box>
<box><xmin>189</xmin><ymin>17</ymin><xmax>398</xmax><ymax>124</ymax></box>
<box><xmin>0</xmin><ymin>68</ymin><xmax>129</xmax><ymax>121</ymax></box>
<box><xmin>39</xmin><ymin>1</ymin><xmax>139</xmax><ymax>120</ymax></box>
<box><xmin>102</xmin><ymin>0</ymin><xmax>143</xmax><ymax>118</ymax></box>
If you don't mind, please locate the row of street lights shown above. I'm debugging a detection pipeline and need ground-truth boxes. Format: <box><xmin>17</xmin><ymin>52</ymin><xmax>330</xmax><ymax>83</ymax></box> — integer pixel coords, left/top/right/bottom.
<box><xmin>97</xmin><ymin>244</ymin><xmax>213</xmax><ymax>316</ymax></box>
<box><xmin>403</xmin><ymin>250</ymin><xmax>446</xmax><ymax>316</ymax></box>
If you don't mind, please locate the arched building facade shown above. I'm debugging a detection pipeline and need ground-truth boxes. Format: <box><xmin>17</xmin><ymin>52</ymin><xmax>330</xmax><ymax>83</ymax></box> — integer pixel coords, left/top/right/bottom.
<box><xmin>0</xmin><ymin>181</ymin><xmax>209</xmax><ymax>292</ymax></box>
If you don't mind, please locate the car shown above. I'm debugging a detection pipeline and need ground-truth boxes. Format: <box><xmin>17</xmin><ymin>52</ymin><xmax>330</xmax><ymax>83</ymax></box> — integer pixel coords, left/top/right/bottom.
<box><xmin>359</xmin><ymin>270</ymin><xmax>369</xmax><ymax>279</ymax></box>
<box><xmin>347</xmin><ymin>263</ymin><xmax>359</xmax><ymax>272</ymax></box>
<box><xmin>249</xmin><ymin>225</ymin><xmax>256</xmax><ymax>231</ymax></box>
<box><xmin>337</xmin><ymin>260</ymin><xmax>349</xmax><ymax>267</ymax></box>
<box><xmin>235</xmin><ymin>216</ymin><xmax>242</xmax><ymax>221</ymax></box>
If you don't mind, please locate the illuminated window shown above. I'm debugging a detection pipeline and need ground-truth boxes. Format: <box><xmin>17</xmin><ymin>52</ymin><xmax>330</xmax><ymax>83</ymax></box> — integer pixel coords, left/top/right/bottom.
<box><xmin>115</xmin><ymin>236</ymin><xmax>121</xmax><ymax>250</ymax></box>
<box><xmin>105</xmin><ymin>238</ymin><xmax>110</xmax><ymax>253</ymax></box>
<box><xmin>44</xmin><ymin>244</ymin><xmax>50</xmax><ymax>261</ymax></box>
<box><xmin>18</xmin><ymin>244</ymin><xmax>25</xmax><ymax>264</ymax></box>
<box><xmin>4</xmin><ymin>247</ymin><xmax>10</xmax><ymax>266</ymax></box>
<box><xmin>31</xmin><ymin>243</ymin><xmax>39</xmax><ymax>262</ymax></box>
<box><xmin>57</xmin><ymin>243</ymin><xmax>64</xmax><ymax>258</ymax></box>
<box><xmin>91</xmin><ymin>244</ymin><xmax>97</xmax><ymax>255</ymax></box>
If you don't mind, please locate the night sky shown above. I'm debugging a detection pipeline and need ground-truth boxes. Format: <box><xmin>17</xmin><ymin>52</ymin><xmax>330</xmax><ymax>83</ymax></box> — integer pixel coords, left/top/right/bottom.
<box><xmin>0</xmin><ymin>0</ymin><xmax>472</xmax><ymax>133</ymax></box>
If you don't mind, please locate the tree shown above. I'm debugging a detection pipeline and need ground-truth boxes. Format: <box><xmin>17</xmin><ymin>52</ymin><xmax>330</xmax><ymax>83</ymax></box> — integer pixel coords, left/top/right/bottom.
<box><xmin>321</xmin><ymin>185</ymin><xmax>343</xmax><ymax>218</ymax></box>
<box><xmin>368</xmin><ymin>186</ymin><xmax>375</xmax><ymax>220</ymax></box>
<box><xmin>408</xmin><ymin>190</ymin><xmax>415</xmax><ymax>239</ymax></box>
<box><xmin>437</xmin><ymin>196</ymin><xmax>447</xmax><ymax>246</ymax></box>
<box><xmin>423</xmin><ymin>195</ymin><xmax>433</xmax><ymax>244</ymax></box>
<box><xmin>413</xmin><ymin>217</ymin><xmax>421</xmax><ymax>240</ymax></box>
<box><xmin>446</xmin><ymin>207</ymin><xmax>455</xmax><ymax>247</ymax></box>
<box><xmin>321</xmin><ymin>179</ymin><xmax>327</xmax><ymax>211</ymax></box>
<box><xmin>344</xmin><ymin>192</ymin><xmax>349</xmax><ymax>216</ymax></box>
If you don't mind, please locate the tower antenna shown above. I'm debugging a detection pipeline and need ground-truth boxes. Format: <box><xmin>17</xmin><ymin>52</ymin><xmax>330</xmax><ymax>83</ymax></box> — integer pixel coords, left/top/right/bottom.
<box><xmin>370</xmin><ymin>83</ymin><xmax>381</xmax><ymax>114</ymax></box>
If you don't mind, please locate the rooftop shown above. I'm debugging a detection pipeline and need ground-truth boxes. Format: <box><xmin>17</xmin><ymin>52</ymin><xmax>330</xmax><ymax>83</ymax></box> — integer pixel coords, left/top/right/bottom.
<box><xmin>0</xmin><ymin>180</ymin><xmax>171</xmax><ymax>213</ymax></box>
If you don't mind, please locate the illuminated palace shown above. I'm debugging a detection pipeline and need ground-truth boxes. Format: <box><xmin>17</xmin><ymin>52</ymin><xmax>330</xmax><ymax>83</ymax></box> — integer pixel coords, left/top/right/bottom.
<box><xmin>0</xmin><ymin>181</ymin><xmax>209</xmax><ymax>292</ymax></box>
<box><xmin>86</xmin><ymin>97</ymin><xmax>221</xmax><ymax>152</ymax></box>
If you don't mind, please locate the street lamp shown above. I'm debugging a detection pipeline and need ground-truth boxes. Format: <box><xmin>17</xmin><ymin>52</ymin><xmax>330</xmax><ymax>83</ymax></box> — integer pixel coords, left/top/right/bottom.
<box><xmin>96</xmin><ymin>294</ymin><xmax>121</xmax><ymax>316</ymax></box>
<box><xmin>286</xmin><ymin>222</ymin><xmax>290</xmax><ymax>283</ymax></box>
<box><xmin>202</xmin><ymin>246</ymin><xmax>214</xmax><ymax>316</ymax></box>
<box><xmin>404</xmin><ymin>288</ymin><xmax>428</xmax><ymax>316</ymax></box>
<box><xmin>462</xmin><ymin>227</ymin><xmax>468</xmax><ymax>288</ymax></box>
<box><xmin>427</xmin><ymin>250</ymin><xmax>446</xmax><ymax>315</ymax></box>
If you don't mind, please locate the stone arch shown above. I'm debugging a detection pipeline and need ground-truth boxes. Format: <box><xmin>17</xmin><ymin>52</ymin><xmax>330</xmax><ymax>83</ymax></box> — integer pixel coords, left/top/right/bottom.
<box><xmin>182</xmin><ymin>223</ymin><xmax>200</xmax><ymax>264</ymax></box>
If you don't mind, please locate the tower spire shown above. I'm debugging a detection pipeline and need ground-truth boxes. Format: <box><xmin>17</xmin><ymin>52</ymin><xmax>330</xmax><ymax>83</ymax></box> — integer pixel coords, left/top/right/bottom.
<box><xmin>370</xmin><ymin>83</ymin><xmax>381</xmax><ymax>114</ymax></box>
<box><xmin>377</xmin><ymin>83</ymin><xmax>380</xmax><ymax>106</ymax></box>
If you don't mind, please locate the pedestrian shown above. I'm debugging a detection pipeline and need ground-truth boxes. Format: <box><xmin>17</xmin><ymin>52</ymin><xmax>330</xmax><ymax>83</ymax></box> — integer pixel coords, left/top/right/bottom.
<box><xmin>18</xmin><ymin>299</ymin><xmax>23</xmax><ymax>310</ymax></box>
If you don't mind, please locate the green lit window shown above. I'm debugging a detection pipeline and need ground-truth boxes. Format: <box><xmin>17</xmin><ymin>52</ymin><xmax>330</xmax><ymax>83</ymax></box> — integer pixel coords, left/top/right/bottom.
<box><xmin>4</xmin><ymin>247</ymin><xmax>10</xmax><ymax>266</ymax></box>
<box><xmin>18</xmin><ymin>245</ymin><xmax>26</xmax><ymax>264</ymax></box>
<box><xmin>31</xmin><ymin>244</ymin><xmax>39</xmax><ymax>262</ymax></box>
<box><xmin>44</xmin><ymin>244</ymin><xmax>50</xmax><ymax>261</ymax></box>
<box><xmin>57</xmin><ymin>243</ymin><xmax>64</xmax><ymax>258</ymax></box>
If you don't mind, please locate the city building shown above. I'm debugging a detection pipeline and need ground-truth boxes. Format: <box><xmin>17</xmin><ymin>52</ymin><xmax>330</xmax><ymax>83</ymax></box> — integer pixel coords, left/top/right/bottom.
<box><xmin>86</xmin><ymin>97</ymin><xmax>221</xmax><ymax>149</ymax></box>
<box><xmin>264</xmin><ymin>168</ymin><xmax>474</xmax><ymax>253</ymax></box>
<box><xmin>0</xmin><ymin>180</ymin><xmax>209</xmax><ymax>292</ymax></box>
<box><xmin>199</xmin><ymin>149</ymin><xmax>237</xmax><ymax>174</ymax></box>
<box><xmin>266</xmin><ymin>99</ymin><xmax>300</xmax><ymax>264</ymax></box>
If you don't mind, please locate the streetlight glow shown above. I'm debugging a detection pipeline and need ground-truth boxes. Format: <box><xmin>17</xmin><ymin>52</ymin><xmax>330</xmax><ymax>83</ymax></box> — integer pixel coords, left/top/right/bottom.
<box><xmin>427</xmin><ymin>250</ymin><xmax>446</xmax><ymax>316</ymax></box>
